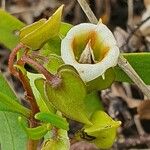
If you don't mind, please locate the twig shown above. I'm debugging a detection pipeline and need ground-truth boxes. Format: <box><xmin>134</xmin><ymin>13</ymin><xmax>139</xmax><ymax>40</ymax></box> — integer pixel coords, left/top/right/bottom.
<box><xmin>126</xmin><ymin>16</ymin><xmax>150</xmax><ymax>44</ymax></box>
<box><xmin>76</xmin><ymin>0</ymin><xmax>150</xmax><ymax>99</ymax></box>
<box><xmin>1</xmin><ymin>0</ymin><xmax>5</xmax><ymax>10</ymax></box>
<box><xmin>134</xmin><ymin>115</ymin><xmax>145</xmax><ymax>136</ymax></box>
<box><xmin>77</xmin><ymin>0</ymin><xmax>98</xmax><ymax>24</ymax></box>
<box><xmin>117</xmin><ymin>134</ymin><xmax>150</xmax><ymax>148</ymax></box>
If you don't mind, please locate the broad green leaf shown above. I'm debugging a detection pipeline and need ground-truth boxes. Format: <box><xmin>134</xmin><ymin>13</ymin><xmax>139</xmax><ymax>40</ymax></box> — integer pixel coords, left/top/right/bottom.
<box><xmin>19</xmin><ymin>18</ymin><xmax>46</xmax><ymax>39</ymax></box>
<box><xmin>20</xmin><ymin>5</ymin><xmax>64</xmax><ymax>50</ymax></box>
<box><xmin>84</xmin><ymin>111</ymin><xmax>121</xmax><ymax>149</ymax></box>
<box><xmin>0</xmin><ymin>92</ymin><xmax>30</xmax><ymax>117</ymax></box>
<box><xmin>18</xmin><ymin>117</ymin><xmax>50</xmax><ymax>140</ymax></box>
<box><xmin>35</xmin><ymin>112</ymin><xmax>69</xmax><ymax>130</ymax></box>
<box><xmin>0</xmin><ymin>73</ymin><xmax>27</xmax><ymax>150</ymax></box>
<box><xmin>84</xmin><ymin>91</ymin><xmax>103</xmax><ymax>119</ymax></box>
<box><xmin>45</xmin><ymin>69</ymin><xmax>92</xmax><ymax>125</ymax></box>
<box><xmin>87</xmin><ymin>68</ymin><xmax>115</xmax><ymax>92</ymax></box>
<box><xmin>0</xmin><ymin>9</ymin><xmax>25</xmax><ymax>49</ymax></box>
<box><xmin>42</xmin><ymin>129</ymin><xmax>70</xmax><ymax>150</ymax></box>
<box><xmin>43</xmin><ymin>54</ymin><xmax>64</xmax><ymax>74</ymax></box>
<box><xmin>115</xmin><ymin>53</ymin><xmax>150</xmax><ymax>84</ymax></box>
<box><xmin>40</xmin><ymin>22</ymin><xmax>73</xmax><ymax>56</ymax></box>
<box><xmin>59</xmin><ymin>22</ymin><xmax>73</xmax><ymax>38</ymax></box>
<box><xmin>27</xmin><ymin>72</ymin><xmax>55</xmax><ymax>113</ymax></box>
<box><xmin>57</xmin><ymin>64</ymin><xmax>78</xmax><ymax>74</ymax></box>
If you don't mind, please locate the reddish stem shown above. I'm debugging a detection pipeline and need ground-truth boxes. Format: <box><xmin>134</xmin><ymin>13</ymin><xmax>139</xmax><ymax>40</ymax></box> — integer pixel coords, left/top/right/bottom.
<box><xmin>18</xmin><ymin>70</ymin><xmax>40</xmax><ymax>117</ymax></box>
<box><xmin>21</xmin><ymin>55</ymin><xmax>61</xmax><ymax>85</ymax></box>
<box><xmin>8</xmin><ymin>44</ymin><xmax>24</xmax><ymax>78</ymax></box>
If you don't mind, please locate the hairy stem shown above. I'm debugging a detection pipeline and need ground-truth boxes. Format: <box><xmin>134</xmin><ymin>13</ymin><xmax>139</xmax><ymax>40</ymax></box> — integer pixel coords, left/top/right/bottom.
<box><xmin>8</xmin><ymin>43</ymin><xmax>24</xmax><ymax>78</ymax></box>
<box><xmin>9</xmin><ymin>46</ymin><xmax>40</xmax><ymax>150</ymax></box>
<box><xmin>77</xmin><ymin>0</ymin><xmax>150</xmax><ymax>99</ymax></box>
<box><xmin>21</xmin><ymin>55</ymin><xmax>61</xmax><ymax>84</ymax></box>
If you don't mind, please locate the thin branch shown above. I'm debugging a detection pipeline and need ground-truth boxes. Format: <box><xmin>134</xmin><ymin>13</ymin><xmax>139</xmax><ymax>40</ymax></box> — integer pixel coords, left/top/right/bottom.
<box><xmin>77</xmin><ymin>0</ymin><xmax>98</xmax><ymax>24</ymax></box>
<box><xmin>21</xmin><ymin>55</ymin><xmax>61</xmax><ymax>86</ymax></box>
<box><xmin>126</xmin><ymin>16</ymin><xmax>150</xmax><ymax>44</ymax></box>
<box><xmin>127</xmin><ymin>0</ymin><xmax>134</xmax><ymax>28</ymax></box>
<box><xmin>118</xmin><ymin>55</ymin><xmax>150</xmax><ymax>98</ymax></box>
<box><xmin>77</xmin><ymin>0</ymin><xmax>150</xmax><ymax>99</ymax></box>
<box><xmin>1</xmin><ymin>0</ymin><xmax>5</xmax><ymax>10</ymax></box>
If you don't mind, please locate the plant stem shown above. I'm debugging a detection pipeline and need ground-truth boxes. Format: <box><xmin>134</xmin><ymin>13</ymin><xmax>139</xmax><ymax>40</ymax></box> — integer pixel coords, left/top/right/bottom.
<box><xmin>118</xmin><ymin>55</ymin><xmax>150</xmax><ymax>98</ymax></box>
<box><xmin>77</xmin><ymin>0</ymin><xmax>150</xmax><ymax>99</ymax></box>
<box><xmin>9</xmin><ymin>46</ymin><xmax>40</xmax><ymax>149</ymax></box>
<box><xmin>21</xmin><ymin>55</ymin><xmax>61</xmax><ymax>85</ymax></box>
<box><xmin>8</xmin><ymin>43</ymin><xmax>24</xmax><ymax>78</ymax></box>
<box><xmin>27</xmin><ymin>140</ymin><xmax>39</xmax><ymax>150</ymax></box>
<box><xmin>127</xmin><ymin>0</ymin><xmax>133</xmax><ymax>28</ymax></box>
<box><xmin>77</xmin><ymin>0</ymin><xmax>98</xmax><ymax>24</ymax></box>
<box><xmin>19</xmin><ymin>70</ymin><xmax>40</xmax><ymax>116</ymax></box>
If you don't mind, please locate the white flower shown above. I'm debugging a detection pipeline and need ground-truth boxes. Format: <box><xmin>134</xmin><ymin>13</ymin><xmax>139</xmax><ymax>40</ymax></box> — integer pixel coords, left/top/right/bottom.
<box><xmin>61</xmin><ymin>22</ymin><xmax>120</xmax><ymax>82</ymax></box>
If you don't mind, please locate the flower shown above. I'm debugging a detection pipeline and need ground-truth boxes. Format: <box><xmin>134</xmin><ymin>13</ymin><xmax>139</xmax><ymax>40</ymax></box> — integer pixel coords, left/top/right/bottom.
<box><xmin>61</xmin><ymin>21</ymin><xmax>120</xmax><ymax>82</ymax></box>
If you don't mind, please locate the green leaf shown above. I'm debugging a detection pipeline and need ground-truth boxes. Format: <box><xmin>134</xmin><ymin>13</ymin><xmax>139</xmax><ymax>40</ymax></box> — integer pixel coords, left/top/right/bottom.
<box><xmin>42</xmin><ymin>129</ymin><xmax>70</xmax><ymax>150</ymax></box>
<box><xmin>19</xmin><ymin>18</ymin><xmax>46</xmax><ymax>39</ymax></box>
<box><xmin>83</xmin><ymin>111</ymin><xmax>121</xmax><ymax>149</ymax></box>
<box><xmin>84</xmin><ymin>91</ymin><xmax>103</xmax><ymax>119</ymax></box>
<box><xmin>0</xmin><ymin>9</ymin><xmax>25</xmax><ymax>49</ymax></box>
<box><xmin>57</xmin><ymin>64</ymin><xmax>78</xmax><ymax>74</ymax></box>
<box><xmin>0</xmin><ymin>92</ymin><xmax>30</xmax><ymax>117</ymax></box>
<box><xmin>43</xmin><ymin>54</ymin><xmax>64</xmax><ymax>74</ymax></box>
<box><xmin>18</xmin><ymin>117</ymin><xmax>50</xmax><ymax>140</ymax></box>
<box><xmin>115</xmin><ymin>53</ymin><xmax>150</xmax><ymax>84</ymax></box>
<box><xmin>45</xmin><ymin>69</ymin><xmax>92</xmax><ymax>125</ymax></box>
<box><xmin>0</xmin><ymin>73</ymin><xmax>27</xmax><ymax>150</ymax></box>
<box><xmin>59</xmin><ymin>22</ymin><xmax>73</xmax><ymax>38</ymax></box>
<box><xmin>35</xmin><ymin>112</ymin><xmax>69</xmax><ymax>131</ymax></box>
<box><xmin>27</xmin><ymin>72</ymin><xmax>55</xmax><ymax>113</ymax></box>
<box><xmin>87</xmin><ymin>68</ymin><xmax>115</xmax><ymax>92</ymax></box>
<box><xmin>20</xmin><ymin>5</ymin><xmax>64</xmax><ymax>50</ymax></box>
<box><xmin>41</xmin><ymin>22</ymin><xmax>73</xmax><ymax>56</ymax></box>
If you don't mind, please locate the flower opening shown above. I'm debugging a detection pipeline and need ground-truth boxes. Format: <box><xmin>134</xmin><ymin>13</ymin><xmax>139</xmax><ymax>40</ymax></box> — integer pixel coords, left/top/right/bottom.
<box><xmin>61</xmin><ymin>22</ymin><xmax>120</xmax><ymax>82</ymax></box>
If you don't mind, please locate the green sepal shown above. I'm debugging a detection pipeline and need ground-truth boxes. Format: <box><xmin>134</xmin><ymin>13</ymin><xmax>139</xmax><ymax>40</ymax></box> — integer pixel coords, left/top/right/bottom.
<box><xmin>43</xmin><ymin>54</ymin><xmax>64</xmax><ymax>74</ymax></box>
<box><xmin>87</xmin><ymin>68</ymin><xmax>115</xmax><ymax>92</ymax></box>
<box><xmin>27</xmin><ymin>72</ymin><xmax>55</xmax><ymax>113</ymax></box>
<box><xmin>19</xmin><ymin>18</ymin><xmax>46</xmax><ymax>39</ymax></box>
<box><xmin>20</xmin><ymin>5</ymin><xmax>64</xmax><ymax>50</ymax></box>
<box><xmin>84</xmin><ymin>91</ymin><xmax>103</xmax><ymax>119</ymax></box>
<box><xmin>41</xmin><ymin>22</ymin><xmax>73</xmax><ymax>56</ymax></box>
<box><xmin>42</xmin><ymin>129</ymin><xmax>70</xmax><ymax>150</ymax></box>
<box><xmin>57</xmin><ymin>64</ymin><xmax>79</xmax><ymax>74</ymax></box>
<box><xmin>35</xmin><ymin>112</ymin><xmax>69</xmax><ymax>131</ymax></box>
<box><xmin>14</xmin><ymin>64</ymin><xmax>27</xmax><ymax>75</ymax></box>
<box><xmin>18</xmin><ymin>117</ymin><xmax>50</xmax><ymax>140</ymax></box>
<box><xmin>83</xmin><ymin>111</ymin><xmax>121</xmax><ymax>149</ymax></box>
